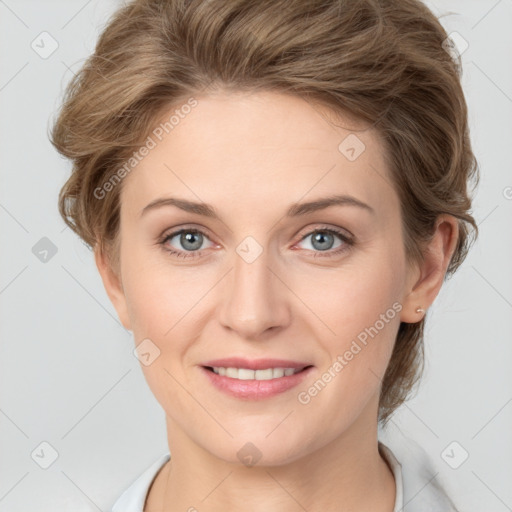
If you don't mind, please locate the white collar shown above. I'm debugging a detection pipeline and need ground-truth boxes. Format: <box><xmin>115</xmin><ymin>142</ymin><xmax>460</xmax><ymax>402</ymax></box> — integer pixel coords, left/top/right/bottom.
<box><xmin>112</xmin><ymin>436</ymin><xmax>457</xmax><ymax>511</ymax></box>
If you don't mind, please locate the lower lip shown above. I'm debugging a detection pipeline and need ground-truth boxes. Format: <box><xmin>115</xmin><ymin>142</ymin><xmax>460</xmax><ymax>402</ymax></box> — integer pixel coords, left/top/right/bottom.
<box><xmin>200</xmin><ymin>366</ymin><xmax>314</xmax><ymax>399</ymax></box>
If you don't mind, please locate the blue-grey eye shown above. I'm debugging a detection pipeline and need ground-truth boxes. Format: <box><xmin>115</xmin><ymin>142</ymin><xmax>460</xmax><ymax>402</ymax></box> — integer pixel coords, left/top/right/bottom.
<box><xmin>164</xmin><ymin>229</ymin><xmax>212</xmax><ymax>252</ymax></box>
<box><xmin>180</xmin><ymin>231</ymin><xmax>203</xmax><ymax>251</ymax></box>
<box><xmin>299</xmin><ymin>230</ymin><xmax>344</xmax><ymax>252</ymax></box>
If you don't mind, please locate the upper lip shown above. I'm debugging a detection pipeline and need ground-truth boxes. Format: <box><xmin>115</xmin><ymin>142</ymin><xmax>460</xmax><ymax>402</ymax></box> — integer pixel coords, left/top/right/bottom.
<box><xmin>201</xmin><ymin>357</ymin><xmax>312</xmax><ymax>370</ymax></box>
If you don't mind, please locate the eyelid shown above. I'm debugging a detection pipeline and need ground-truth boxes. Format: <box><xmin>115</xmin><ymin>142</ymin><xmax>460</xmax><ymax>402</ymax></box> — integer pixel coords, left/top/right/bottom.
<box><xmin>158</xmin><ymin>225</ymin><xmax>217</xmax><ymax>249</ymax></box>
<box><xmin>159</xmin><ymin>223</ymin><xmax>352</xmax><ymax>245</ymax></box>
<box><xmin>158</xmin><ymin>223</ymin><xmax>354</xmax><ymax>259</ymax></box>
<box><xmin>295</xmin><ymin>223</ymin><xmax>353</xmax><ymax>241</ymax></box>
<box><xmin>159</xmin><ymin>223</ymin><xmax>214</xmax><ymax>241</ymax></box>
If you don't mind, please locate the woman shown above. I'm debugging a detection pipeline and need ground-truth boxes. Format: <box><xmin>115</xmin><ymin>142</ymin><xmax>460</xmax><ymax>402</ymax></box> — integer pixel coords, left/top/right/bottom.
<box><xmin>50</xmin><ymin>0</ymin><xmax>479</xmax><ymax>510</ymax></box>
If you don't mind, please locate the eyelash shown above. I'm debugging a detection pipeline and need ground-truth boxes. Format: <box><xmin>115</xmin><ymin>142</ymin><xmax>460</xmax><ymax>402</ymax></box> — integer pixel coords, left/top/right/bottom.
<box><xmin>157</xmin><ymin>225</ymin><xmax>354</xmax><ymax>260</ymax></box>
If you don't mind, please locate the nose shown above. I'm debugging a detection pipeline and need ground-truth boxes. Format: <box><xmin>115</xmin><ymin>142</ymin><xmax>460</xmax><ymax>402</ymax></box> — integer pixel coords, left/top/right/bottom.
<box><xmin>218</xmin><ymin>246</ymin><xmax>291</xmax><ymax>340</ymax></box>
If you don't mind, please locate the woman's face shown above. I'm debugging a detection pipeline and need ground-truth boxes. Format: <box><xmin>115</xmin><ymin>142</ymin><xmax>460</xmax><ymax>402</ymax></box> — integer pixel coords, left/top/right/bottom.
<box><xmin>101</xmin><ymin>90</ymin><xmax>422</xmax><ymax>465</ymax></box>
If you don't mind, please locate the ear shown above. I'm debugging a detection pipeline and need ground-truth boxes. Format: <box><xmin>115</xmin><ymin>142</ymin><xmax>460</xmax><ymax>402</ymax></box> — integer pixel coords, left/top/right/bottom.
<box><xmin>94</xmin><ymin>245</ymin><xmax>132</xmax><ymax>331</ymax></box>
<box><xmin>400</xmin><ymin>214</ymin><xmax>459</xmax><ymax>323</ymax></box>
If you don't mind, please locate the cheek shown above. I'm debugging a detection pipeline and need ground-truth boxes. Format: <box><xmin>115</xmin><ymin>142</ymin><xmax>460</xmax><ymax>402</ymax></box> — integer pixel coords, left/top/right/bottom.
<box><xmin>298</xmin><ymin>250</ymin><xmax>403</xmax><ymax>393</ymax></box>
<box><xmin>298</xmin><ymin>299</ymin><xmax>400</xmax><ymax>429</ymax></box>
<box><xmin>121</xmin><ymin>263</ymin><xmax>201</xmax><ymax>413</ymax></box>
<box><xmin>293</xmin><ymin>248</ymin><xmax>403</xmax><ymax>339</ymax></box>
<box><xmin>121</xmin><ymin>248</ymin><xmax>196</xmax><ymax>338</ymax></box>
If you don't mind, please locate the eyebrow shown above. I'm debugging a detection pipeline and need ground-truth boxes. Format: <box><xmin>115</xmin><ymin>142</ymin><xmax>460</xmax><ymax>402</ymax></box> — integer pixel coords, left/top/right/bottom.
<box><xmin>140</xmin><ymin>194</ymin><xmax>375</xmax><ymax>219</ymax></box>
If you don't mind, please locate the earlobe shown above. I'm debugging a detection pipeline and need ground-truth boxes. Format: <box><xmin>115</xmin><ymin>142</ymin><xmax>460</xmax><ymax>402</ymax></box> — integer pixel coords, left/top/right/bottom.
<box><xmin>94</xmin><ymin>245</ymin><xmax>132</xmax><ymax>331</ymax></box>
<box><xmin>400</xmin><ymin>215</ymin><xmax>459</xmax><ymax>323</ymax></box>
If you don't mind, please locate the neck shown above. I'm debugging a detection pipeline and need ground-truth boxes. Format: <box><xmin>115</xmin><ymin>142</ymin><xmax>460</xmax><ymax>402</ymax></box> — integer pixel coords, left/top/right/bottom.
<box><xmin>146</xmin><ymin>405</ymin><xmax>396</xmax><ymax>512</ymax></box>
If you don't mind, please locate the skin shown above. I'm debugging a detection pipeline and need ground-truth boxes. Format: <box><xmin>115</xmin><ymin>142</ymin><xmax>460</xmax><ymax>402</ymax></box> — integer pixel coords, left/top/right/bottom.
<box><xmin>95</xmin><ymin>90</ymin><xmax>458</xmax><ymax>511</ymax></box>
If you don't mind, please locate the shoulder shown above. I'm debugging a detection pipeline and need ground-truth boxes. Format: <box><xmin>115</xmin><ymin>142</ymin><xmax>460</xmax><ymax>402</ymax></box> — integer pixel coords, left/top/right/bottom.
<box><xmin>379</xmin><ymin>427</ymin><xmax>461</xmax><ymax>512</ymax></box>
<box><xmin>111</xmin><ymin>453</ymin><xmax>170</xmax><ymax>512</ymax></box>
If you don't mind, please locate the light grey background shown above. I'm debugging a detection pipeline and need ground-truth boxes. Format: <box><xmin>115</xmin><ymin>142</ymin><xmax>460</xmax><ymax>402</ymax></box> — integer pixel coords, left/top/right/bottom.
<box><xmin>0</xmin><ymin>0</ymin><xmax>511</xmax><ymax>510</ymax></box>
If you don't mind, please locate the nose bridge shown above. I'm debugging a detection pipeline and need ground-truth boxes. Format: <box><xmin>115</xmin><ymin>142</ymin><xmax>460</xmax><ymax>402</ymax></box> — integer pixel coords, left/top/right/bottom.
<box><xmin>218</xmin><ymin>239</ymin><xmax>290</xmax><ymax>338</ymax></box>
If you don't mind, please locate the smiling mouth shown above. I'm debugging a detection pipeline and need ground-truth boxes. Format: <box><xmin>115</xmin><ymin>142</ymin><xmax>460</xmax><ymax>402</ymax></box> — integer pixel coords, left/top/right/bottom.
<box><xmin>203</xmin><ymin>365</ymin><xmax>313</xmax><ymax>381</ymax></box>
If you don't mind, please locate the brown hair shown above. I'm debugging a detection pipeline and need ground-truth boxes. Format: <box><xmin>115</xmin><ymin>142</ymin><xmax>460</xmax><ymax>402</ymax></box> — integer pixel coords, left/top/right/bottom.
<box><xmin>50</xmin><ymin>0</ymin><xmax>479</xmax><ymax>425</ymax></box>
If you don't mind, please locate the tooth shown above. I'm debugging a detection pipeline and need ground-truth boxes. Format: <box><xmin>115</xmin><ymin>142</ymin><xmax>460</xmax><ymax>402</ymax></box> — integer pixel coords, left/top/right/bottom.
<box><xmin>238</xmin><ymin>368</ymin><xmax>255</xmax><ymax>380</ymax></box>
<box><xmin>272</xmin><ymin>368</ymin><xmax>285</xmax><ymax>378</ymax></box>
<box><xmin>255</xmin><ymin>368</ymin><xmax>273</xmax><ymax>380</ymax></box>
<box><xmin>213</xmin><ymin>366</ymin><xmax>302</xmax><ymax>380</ymax></box>
<box><xmin>226</xmin><ymin>367</ymin><xmax>238</xmax><ymax>378</ymax></box>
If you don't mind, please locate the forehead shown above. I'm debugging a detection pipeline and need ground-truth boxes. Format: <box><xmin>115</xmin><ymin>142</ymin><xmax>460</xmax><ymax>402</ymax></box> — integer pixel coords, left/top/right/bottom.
<box><xmin>121</xmin><ymin>90</ymin><xmax>396</xmax><ymax>220</ymax></box>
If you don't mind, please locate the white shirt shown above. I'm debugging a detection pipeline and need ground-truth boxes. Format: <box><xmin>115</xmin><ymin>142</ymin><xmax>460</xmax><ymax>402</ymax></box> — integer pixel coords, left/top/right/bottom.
<box><xmin>111</xmin><ymin>437</ymin><xmax>459</xmax><ymax>512</ymax></box>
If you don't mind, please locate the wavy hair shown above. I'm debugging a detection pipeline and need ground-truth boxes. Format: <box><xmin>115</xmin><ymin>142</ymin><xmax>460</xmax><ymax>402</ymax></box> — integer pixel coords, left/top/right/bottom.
<box><xmin>50</xmin><ymin>0</ymin><xmax>479</xmax><ymax>424</ymax></box>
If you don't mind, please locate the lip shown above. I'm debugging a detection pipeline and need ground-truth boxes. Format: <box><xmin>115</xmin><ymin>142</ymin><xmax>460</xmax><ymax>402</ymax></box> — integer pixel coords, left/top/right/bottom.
<box><xmin>199</xmin><ymin>358</ymin><xmax>314</xmax><ymax>400</ymax></box>
<box><xmin>201</xmin><ymin>357</ymin><xmax>311</xmax><ymax>370</ymax></box>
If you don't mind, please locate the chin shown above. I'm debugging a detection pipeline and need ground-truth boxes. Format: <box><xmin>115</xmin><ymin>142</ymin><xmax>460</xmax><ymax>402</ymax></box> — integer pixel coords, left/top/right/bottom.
<box><xmin>201</xmin><ymin>430</ymin><xmax>313</xmax><ymax>468</ymax></box>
